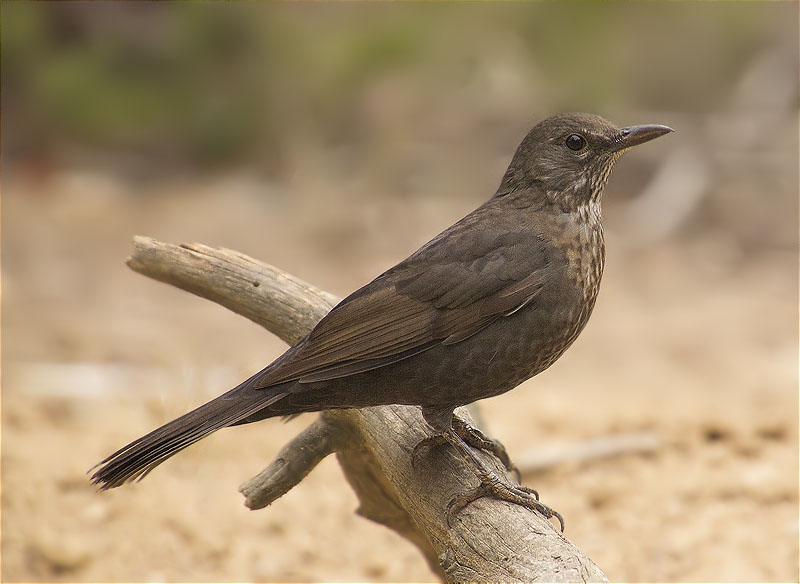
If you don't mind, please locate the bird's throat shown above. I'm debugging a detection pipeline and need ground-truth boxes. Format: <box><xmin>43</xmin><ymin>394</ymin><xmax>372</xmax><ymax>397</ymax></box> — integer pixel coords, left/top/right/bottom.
<box><xmin>568</xmin><ymin>201</ymin><xmax>606</xmax><ymax>304</ymax></box>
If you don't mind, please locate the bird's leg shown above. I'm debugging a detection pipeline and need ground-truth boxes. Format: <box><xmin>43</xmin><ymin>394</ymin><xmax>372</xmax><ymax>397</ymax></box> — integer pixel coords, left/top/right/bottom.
<box><xmin>417</xmin><ymin>406</ymin><xmax>563</xmax><ymax>531</ymax></box>
<box><xmin>412</xmin><ymin>412</ymin><xmax>520</xmax><ymax>480</ymax></box>
<box><xmin>441</xmin><ymin>427</ymin><xmax>564</xmax><ymax>532</ymax></box>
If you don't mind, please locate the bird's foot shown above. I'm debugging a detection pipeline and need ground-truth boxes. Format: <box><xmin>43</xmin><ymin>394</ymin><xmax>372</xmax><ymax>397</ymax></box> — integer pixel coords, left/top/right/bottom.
<box><xmin>411</xmin><ymin>415</ymin><xmax>520</xmax><ymax>481</ymax></box>
<box><xmin>450</xmin><ymin>416</ymin><xmax>521</xmax><ymax>481</ymax></box>
<box><xmin>413</xmin><ymin>409</ymin><xmax>561</xmax><ymax>530</ymax></box>
<box><xmin>447</xmin><ymin>471</ymin><xmax>563</xmax><ymax>532</ymax></box>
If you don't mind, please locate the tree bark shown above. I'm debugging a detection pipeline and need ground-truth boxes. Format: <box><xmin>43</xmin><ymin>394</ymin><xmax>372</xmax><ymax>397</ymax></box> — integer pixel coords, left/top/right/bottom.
<box><xmin>126</xmin><ymin>235</ymin><xmax>608</xmax><ymax>583</ymax></box>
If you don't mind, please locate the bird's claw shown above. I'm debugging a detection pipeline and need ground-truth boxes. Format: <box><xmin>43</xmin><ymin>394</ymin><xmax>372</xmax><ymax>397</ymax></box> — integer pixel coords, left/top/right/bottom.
<box><xmin>517</xmin><ymin>484</ymin><xmax>540</xmax><ymax>501</ymax></box>
<box><xmin>446</xmin><ymin>475</ymin><xmax>564</xmax><ymax>532</ymax></box>
<box><xmin>414</xmin><ymin>416</ymin><xmax>521</xmax><ymax>480</ymax></box>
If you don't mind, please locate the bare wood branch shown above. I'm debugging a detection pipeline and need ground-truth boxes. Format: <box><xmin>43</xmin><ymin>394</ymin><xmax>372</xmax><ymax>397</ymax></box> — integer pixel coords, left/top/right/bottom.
<box><xmin>239</xmin><ymin>417</ymin><xmax>335</xmax><ymax>510</ymax></box>
<box><xmin>127</xmin><ymin>235</ymin><xmax>338</xmax><ymax>344</ymax></box>
<box><xmin>126</xmin><ymin>235</ymin><xmax>608</xmax><ymax>583</ymax></box>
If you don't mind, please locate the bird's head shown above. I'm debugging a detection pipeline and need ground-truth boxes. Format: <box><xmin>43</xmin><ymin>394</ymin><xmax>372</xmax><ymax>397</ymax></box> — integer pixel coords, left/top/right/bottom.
<box><xmin>498</xmin><ymin>113</ymin><xmax>673</xmax><ymax>212</ymax></box>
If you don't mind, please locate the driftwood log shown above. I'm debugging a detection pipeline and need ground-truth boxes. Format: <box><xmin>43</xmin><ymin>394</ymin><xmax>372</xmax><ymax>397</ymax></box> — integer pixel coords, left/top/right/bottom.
<box><xmin>126</xmin><ymin>235</ymin><xmax>607</xmax><ymax>583</ymax></box>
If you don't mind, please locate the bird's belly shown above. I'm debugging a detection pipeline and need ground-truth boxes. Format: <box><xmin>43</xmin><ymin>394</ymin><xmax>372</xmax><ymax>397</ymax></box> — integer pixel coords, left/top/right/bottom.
<box><xmin>447</xmin><ymin>291</ymin><xmax>597</xmax><ymax>402</ymax></box>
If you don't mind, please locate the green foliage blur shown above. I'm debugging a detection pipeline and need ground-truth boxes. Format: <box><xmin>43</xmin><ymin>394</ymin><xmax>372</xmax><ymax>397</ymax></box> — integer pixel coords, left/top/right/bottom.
<box><xmin>2</xmin><ymin>2</ymin><xmax>795</xmax><ymax>177</ymax></box>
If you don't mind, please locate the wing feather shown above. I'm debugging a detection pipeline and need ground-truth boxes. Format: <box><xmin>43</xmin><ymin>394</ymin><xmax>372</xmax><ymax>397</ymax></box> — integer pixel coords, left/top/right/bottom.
<box><xmin>253</xmin><ymin>203</ymin><xmax>559</xmax><ymax>389</ymax></box>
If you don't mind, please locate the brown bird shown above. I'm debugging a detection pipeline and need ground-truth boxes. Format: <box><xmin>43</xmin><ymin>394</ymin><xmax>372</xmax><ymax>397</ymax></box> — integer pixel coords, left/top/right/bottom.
<box><xmin>91</xmin><ymin>113</ymin><xmax>672</xmax><ymax>529</ymax></box>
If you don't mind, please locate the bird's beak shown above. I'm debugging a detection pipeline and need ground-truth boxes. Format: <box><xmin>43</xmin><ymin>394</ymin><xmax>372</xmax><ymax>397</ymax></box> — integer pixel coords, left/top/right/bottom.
<box><xmin>613</xmin><ymin>124</ymin><xmax>674</xmax><ymax>152</ymax></box>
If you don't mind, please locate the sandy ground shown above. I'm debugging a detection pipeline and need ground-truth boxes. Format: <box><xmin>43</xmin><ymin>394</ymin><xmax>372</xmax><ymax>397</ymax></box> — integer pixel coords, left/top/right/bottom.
<box><xmin>2</xmin><ymin>168</ymin><xmax>798</xmax><ymax>582</ymax></box>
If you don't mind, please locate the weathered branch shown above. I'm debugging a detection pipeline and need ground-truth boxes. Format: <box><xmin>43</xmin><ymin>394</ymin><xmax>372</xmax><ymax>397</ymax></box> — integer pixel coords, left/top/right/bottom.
<box><xmin>126</xmin><ymin>236</ymin><xmax>338</xmax><ymax>345</ymax></box>
<box><xmin>126</xmin><ymin>235</ymin><xmax>608</xmax><ymax>583</ymax></box>
<box><xmin>239</xmin><ymin>417</ymin><xmax>335</xmax><ymax>510</ymax></box>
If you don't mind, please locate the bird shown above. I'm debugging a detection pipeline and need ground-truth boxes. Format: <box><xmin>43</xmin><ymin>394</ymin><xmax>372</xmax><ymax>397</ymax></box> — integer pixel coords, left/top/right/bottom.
<box><xmin>91</xmin><ymin>113</ymin><xmax>672</xmax><ymax>529</ymax></box>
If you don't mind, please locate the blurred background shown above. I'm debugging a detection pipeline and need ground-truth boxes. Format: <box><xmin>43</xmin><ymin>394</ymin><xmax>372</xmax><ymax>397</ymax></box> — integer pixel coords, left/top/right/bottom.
<box><xmin>2</xmin><ymin>2</ymin><xmax>797</xmax><ymax>582</ymax></box>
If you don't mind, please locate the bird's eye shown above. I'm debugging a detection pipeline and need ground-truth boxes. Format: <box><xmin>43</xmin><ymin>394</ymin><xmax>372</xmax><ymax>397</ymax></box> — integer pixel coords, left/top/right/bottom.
<box><xmin>565</xmin><ymin>134</ymin><xmax>587</xmax><ymax>151</ymax></box>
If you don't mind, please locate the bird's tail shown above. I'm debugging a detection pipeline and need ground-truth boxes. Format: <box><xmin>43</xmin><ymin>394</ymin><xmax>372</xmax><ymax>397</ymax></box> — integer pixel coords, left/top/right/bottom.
<box><xmin>90</xmin><ymin>373</ymin><xmax>290</xmax><ymax>490</ymax></box>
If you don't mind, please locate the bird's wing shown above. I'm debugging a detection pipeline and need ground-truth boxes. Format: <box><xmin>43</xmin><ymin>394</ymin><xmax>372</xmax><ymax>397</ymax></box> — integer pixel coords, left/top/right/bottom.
<box><xmin>254</xmin><ymin>209</ymin><xmax>555</xmax><ymax>387</ymax></box>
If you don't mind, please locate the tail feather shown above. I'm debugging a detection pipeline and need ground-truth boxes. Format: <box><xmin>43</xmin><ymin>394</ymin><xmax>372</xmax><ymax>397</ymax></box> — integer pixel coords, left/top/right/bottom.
<box><xmin>90</xmin><ymin>376</ymin><xmax>289</xmax><ymax>490</ymax></box>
